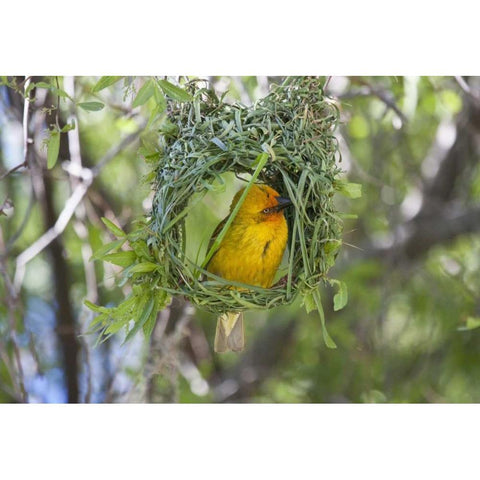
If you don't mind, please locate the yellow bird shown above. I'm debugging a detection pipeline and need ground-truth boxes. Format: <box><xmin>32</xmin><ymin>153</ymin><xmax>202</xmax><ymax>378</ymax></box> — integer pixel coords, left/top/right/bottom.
<box><xmin>206</xmin><ymin>184</ymin><xmax>291</xmax><ymax>353</ymax></box>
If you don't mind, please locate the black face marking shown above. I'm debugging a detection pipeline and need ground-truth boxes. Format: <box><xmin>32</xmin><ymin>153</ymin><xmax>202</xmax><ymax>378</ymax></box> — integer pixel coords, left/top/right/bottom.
<box><xmin>262</xmin><ymin>240</ymin><xmax>271</xmax><ymax>257</ymax></box>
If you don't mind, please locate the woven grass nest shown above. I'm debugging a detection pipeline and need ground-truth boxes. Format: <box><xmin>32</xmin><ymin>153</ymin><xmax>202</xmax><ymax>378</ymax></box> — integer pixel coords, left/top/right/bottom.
<box><xmin>148</xmin><ymin>76</ymin><xmax>345</xmax><ymax>318</ymax></box>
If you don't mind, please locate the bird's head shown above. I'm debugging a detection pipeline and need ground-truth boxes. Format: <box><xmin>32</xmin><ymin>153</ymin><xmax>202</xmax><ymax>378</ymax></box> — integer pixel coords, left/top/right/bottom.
<box><xmin>230</xmin><ymin>184</ymin><xmax>292</xmax><ymax>224</ymax></box>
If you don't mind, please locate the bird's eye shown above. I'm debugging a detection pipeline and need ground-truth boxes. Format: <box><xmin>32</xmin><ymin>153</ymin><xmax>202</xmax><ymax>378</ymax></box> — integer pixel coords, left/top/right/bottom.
<box><xmin>262</xmin><ymin>208</ymin><xmax>271</xmax><ymax>214</ymax></box>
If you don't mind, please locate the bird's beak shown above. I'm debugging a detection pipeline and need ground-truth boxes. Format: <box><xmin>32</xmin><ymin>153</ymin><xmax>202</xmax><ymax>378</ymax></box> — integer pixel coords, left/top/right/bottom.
<box><xmin>274</xmin><ymin>196</ymin><xmax>292</xmax><ymax>212</ymax></box>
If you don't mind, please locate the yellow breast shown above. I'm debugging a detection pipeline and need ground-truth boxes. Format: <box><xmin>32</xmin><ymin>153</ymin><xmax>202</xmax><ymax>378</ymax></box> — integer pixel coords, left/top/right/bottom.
<box><xmin>207</xmin><ymin>215</ymin><xmax>288</xmax><ymax>288</ymax></box>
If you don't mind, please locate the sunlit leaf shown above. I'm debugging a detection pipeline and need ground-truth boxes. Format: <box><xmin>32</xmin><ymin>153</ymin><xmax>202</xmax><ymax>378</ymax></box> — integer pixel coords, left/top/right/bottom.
<box><xmin>46</xmin><ymin>130</ymin><xmax>60</xmax><ymax>169</ymax></box>
<box><xmin>312</xmin><ymin>289</ymin><xmax>337</xmax><ymax>349</ymax></box>
<box><xmin>102</xmin><ymin>251</ymin><xmax>137</xmax><ymax>267</ymax></box>
<box><xmin>128</xmin><ymin>262</ymin><xmax>158</xmax><ymax>274</ymax></box>
<box><xmin>153</xmin><ymin>82</ymin><xmax>167</xmax><ymax>111</ymax></box>
<box><xmin>336</xmin><ymin>181</ymin><xmax>362</xmax><ymax>199</ymax></box>
<box><xmin>60</xmin><ymin>122</ymin><xmax>76</xmax><ymax>132</ymax></box>
<box><xmin>92</xmin><ymin>76</ymin><xmax>123</xmax><ymax>93</ymax></box>
<box><xmin>143</xmin><ymin>296</ymin><xmax>163</xmax><ymax>337</ymax></box>
<box><xmin>132</xmin><ymin>79</ymin><xmax>155</xmax><ymax>108</ymax></box>
<box><xmin>91</xmin><ymin>239</ymin><xmax>126</xmax><ymax>260</ymax></box>
<box><xmin>101</xmin><ymin>217</ymin><xmax>126</xmax><ymax>237</ymax></box>
<box><xmin>458</xmin><ymin>317</ymin><xmax>480</xmax><ymax>331</ymax></box>
<box><xmin>332</xmin><ymin>280</ymin><xmax>348</xmax><ymax>311</ymax></box>
<box><xmin>124</xmin><ymin>295</ymin><xmax>155</xmax><ymax>342</ymax></box>
<box><xmin>303</xmin><ymin>292</ymin><xmax>316</xmax><ymax>314</ymax></box>
<box><xmin>84</xmin><ymin>300</ymin><xmax>109</xmax><ymax>313</ymax></box>
<box><xmin>157</xmin><ymin>79</ymin><xmax>193</xmax><ymax>102</ymax></box>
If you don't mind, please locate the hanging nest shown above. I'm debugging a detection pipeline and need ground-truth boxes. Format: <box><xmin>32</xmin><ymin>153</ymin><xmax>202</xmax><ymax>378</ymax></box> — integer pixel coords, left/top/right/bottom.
<box><xmin>148</xmin><ymin>76</ymin><xmax>345</xmax><ymax>317</ymax></box>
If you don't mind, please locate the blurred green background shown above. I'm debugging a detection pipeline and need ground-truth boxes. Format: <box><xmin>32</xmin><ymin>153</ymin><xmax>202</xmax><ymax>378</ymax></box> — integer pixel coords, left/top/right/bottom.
<box><xmin>1</xmin><ymin>76</ymin><xmax>479</xmax><ymax>403</ymax></box>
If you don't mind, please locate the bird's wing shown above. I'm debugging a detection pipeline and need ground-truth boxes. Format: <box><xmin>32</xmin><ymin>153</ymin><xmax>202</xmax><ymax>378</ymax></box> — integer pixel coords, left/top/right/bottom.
<box><xmin>205</xmin><ymin>215</ymin><xmax>228</xmax><ymax>269</ymax></box>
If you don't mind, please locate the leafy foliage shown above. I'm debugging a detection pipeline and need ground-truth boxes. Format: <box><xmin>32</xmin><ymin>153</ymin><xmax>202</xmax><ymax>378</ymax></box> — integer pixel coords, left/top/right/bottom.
<box><xmin>88</xmin><ymin>77</ymin><xmax>355</xmax><ymax>348</ymax></box>
<box><xmin>87</xmin><ymin>218</ymin><xmax>170</xmax><ymax>341</ymax></box>
<box><xmin>2</xmin><ymin>75</ymin><xmax>480</xmax><ymax>404</ymax></box>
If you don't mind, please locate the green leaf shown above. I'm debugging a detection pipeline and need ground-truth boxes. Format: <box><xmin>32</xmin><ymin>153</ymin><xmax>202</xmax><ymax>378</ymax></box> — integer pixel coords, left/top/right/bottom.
<box><xmin>60</xmin><ymin>122</ymin><xmax>76</xmax><ymax>133</ymax></box>
<box><xmin>125</xmin><ymin>295</ymin><xmax>155</xmax><ymax>342</ymax></box>
<box><xmin>78</xmin><ymin>101</ymin><xmax>105</xmax><ymax>112</ymax></box>
<box><xmin>157</xmin><ymin>79</ymin><xmax>193</xmax><ymax>102</ymax></box>
<box><xmin>332</xmin><ymin>280</ymin><xmax>348</xmax><ymax>311</ymax></box>
<box><xmin>91</xmin><ymin>238</ymin><xmax>126</xmax><ymax>260</ymax></box>
<box><xmin>101</xmin><ymin>217</ymin><xmax>126</xmax><ymax>237</ymax></box>
<box><xmin>153</xmin><ymin>83</ymin><xmax>167</xmax><ymax>110</ymax></box>
<box><xmin>34</xmin><ymin>81</ymin><xmax>52</xmax><ymax>89</ymax></box>
<box><xmin>35</xmin><ymin>81</ymin><xmax>74</xmax><ymax>101</ymax></box>
<box><xmin>92</xmin><ymin>76</ymin><xmax>123</xmax><ymax>93</ymax></box>
<box><xmin>458</xmin><ymin>317</ymin><xmax>480</xmax><ymax>331</ymax></box>
<box><xmin>46</xmin><ymin>131</ymin><xmax>60</xmax><ymax>169</ymax></box>
<box><xmin>336</xmin><ymin>181</ymin><xmax>362</xmax><ymax>199</ymax></box>
<box><xmin>128</xmin><ymin>262</ymin><xmax>158</xmax><ymax>274</ymax></box>
<box><xmin>130</xmin><ymin>239</ymin><xmax>152</xmax><ymax>260</ymax></box>
<box><xmin>104</xmin><ymin>317</ymin><xmax>129</xmax><ymax>336</ymax></box>
<box><xmin>303</xmin><ymin>292</ymin><xmax>316</xmax><ymax>314</ymax></box>
<box><xmin>88</xmin><ymin>312</ymin><xmax>108</xmax><ymax>330</ymax></box>
<box><xmin>312</xmin><ymin>289</ymin><xmax>337</xmax><ymax>349</ymax></box>
<box><xmin>143</xmin><ymin>296</ymin><xmax>161</xmax><ymax>337</ymax></box>
<box><xmin>102</xmin><ymin>251</ymin><xmax>137</xmax><ymax>267</ymax></box>
<box><xmin>251</xmin><ymin>152</ymin><xmax>269</xmax><ymax>168</ymax></box>
<box><xmin>84</xmin><ymin>300</ymin><xmax>109</xmax><ymax>313</ymax></box>
<box><xmin>132</xmin><ymin>79</ymin><xmax>155</xmax><ymax>108</ymax></box>
<box><xmin>324</xmin><ymin>240</ymin><xmax>341</xmax><ymax>255</ymax></box>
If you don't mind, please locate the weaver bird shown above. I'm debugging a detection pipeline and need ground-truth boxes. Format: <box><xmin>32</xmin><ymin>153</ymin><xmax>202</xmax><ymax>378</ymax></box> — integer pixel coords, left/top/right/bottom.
<box><xmin>206</xmin><ymin>184</ymin><xmax>291</xmax><ymax>353</ymax></box>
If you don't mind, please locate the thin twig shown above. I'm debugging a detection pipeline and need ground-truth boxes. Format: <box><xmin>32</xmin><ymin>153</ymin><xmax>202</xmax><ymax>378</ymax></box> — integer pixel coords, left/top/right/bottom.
<box><xmin>455</xmin><ymin>76</ymin><xmax>480</xmax><ymax>102</ymax></box>
<box><xmin>0</xmin><ymin>77</ymin><xmax>32</xmax><ymax>182</ymax></box>
<box><xmin>23</xmin><ymin>77</ymin><xmax>32</xmax><ymax>166</ymax></box>
<box><xmin>339</xmin><ymin>84</ymin><xmax>408</xmax><ymax>124</ymax></box>
<box><xmin>13</xmin><ymin>120</ymin><xmax>146</xmax><ymax>291</ymax></box>
<box><xmin>14</xmin><ymin>179</ymin><xmax>91</xmax><ymax>289</ymax></box>
<box><xmin>92</xmin><ymin>122</ymin><xmax>147</xmax><ymax>176</ymax></box>
<box><xmin>64</xmin><ymin>76</ymin><xmax>97</xmax><ymax>300</ymax></box>
<box><xmin>0</xmin><ymin>162</ymin><xmax>26</xmax><ymax>181</ymax></box>
<box><xmin>323</xmin><ymin>76</ymin><xmax>332</xmax><ymax>91</ymax></box>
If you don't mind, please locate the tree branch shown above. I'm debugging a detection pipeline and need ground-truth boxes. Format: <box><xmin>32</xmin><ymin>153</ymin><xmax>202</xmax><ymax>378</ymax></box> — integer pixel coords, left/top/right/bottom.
<box><xmin>338</xmin><ymin>82</ymin><xmax>408</xmax><ymax>124</ymax></box>
<box><xmin>13</xmin><ymin>121</ymin><xmax>146</xmax><ymax>291</ymax></box>
<box><xmin>1</xmin><ymin>77</ymin><xmax>33</xmax><ymax>181</ymax></box>
<box><xmin>455</xmin><ymin>76</ymin><xmax>480</xmax><ymax>104</ymax></box>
